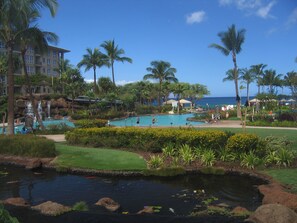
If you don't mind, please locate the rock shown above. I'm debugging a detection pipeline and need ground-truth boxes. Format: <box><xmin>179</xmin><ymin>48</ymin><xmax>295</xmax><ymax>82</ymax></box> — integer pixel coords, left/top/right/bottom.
<box><xmin>32</xmin><ymin>201</ymin><xmax>71</xmax><ymax>216</ymax></box>
<box><xmin>25</xmin><ymin>159</ymin><xmax>42</xmax><ymax>170</ymax></box>
<box><xmin>95</xmin><ymin>197</ymin><xmax>120</xmax><ymax>212</ymax></box>
<box><xmin>137</xmin><ymin>206</ymin><xmax>154</xmax><ymax>214</ymax></box>
<box><xmin>231</xmin><ymin>206</ymin><xmax>250</xmax><ymax>216</ymax></box>
<box><xmin>3</xmin><ymin>197</ymin><xmax>29</xmax><ymax>207</ymax></box>
<box><xmin>246</xmin><ymin>204</ymin><xmax>297</xmax><ymax>223</ymax></box>
<box><xmin>258</xmin><ymin>183</ymin><xmax>297</xmax><ymax>211</ymax></box>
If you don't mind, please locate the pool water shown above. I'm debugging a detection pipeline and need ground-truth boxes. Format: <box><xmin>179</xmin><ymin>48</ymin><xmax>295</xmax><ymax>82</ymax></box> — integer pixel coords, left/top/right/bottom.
<box><xmin>0</xmin><ymin>119</ymin><xmax>75</xmax><ymax>134</ymax></box>
<box><xmin>110</xmin><ymin>114</ymin><xmax>204</xmax><ymax>127</ymax></box>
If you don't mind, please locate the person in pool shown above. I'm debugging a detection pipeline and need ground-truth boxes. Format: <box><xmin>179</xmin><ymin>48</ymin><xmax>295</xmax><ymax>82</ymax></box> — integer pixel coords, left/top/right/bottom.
<box><xmin>152</xmin><ymin>116</ymin><xmax>156</xmax><ymax>126</ymax></box>
<box><xmin>136</xmin><ymin>116</ymin><xmax>140</xmax><ymax>126</ymax></box>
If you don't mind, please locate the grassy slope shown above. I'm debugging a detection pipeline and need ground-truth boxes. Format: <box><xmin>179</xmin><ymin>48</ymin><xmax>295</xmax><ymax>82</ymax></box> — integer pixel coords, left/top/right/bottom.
<box><xmin>264</xmin><ymin>169</ymin><xmax>297</xmax><ymax>192</ymax></box>
<box><xmin>54</xmin><ymin>143</ymin><xmax>147</xmax><ymax>171</ymax></box>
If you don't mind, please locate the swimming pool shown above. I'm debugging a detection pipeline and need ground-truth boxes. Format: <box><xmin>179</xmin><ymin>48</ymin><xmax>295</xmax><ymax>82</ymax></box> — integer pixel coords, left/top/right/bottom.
<box><xmin>0</xmin><ymin>119</ymin><xmax>75</xmax><ymax>134</ymax></box>
<box><xmin>110</xmin><ymin>114</ymin><xmax>204</xmax><ymax>127</ymax></box>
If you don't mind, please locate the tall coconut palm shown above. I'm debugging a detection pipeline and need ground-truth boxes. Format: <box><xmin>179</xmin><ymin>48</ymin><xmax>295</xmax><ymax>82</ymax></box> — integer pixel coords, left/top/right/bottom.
<box><xmin>17</xmin><ymin>8</ymin><xmax>58</xmax><ymax>130</ymax></box>
<box><xmin>0</xmin><ymin>0</ymin><xmax>58</xmax><ymax>135</ymax></box>
<box><xmin>210</xmin><ymin>24</ymin><xmax>246</xmax><ymax>118</ymax></box>
<box><xmin>143</xmin><ymin>60</ymin><xmax>178</xmax><ymax>110</ymax></box>
<box><xmin>78</xmin><ymin>48</ymin><xmax>108</xmax><ymax>93</ymax></box>
<box><xmin>186</xmin><ymin>83</ymin><xmax>210</xmax><ymax>106</ymax></box>
<box><xmin>250</xmin><ymin>64</ymin><xmax>267</xmax><ymax>94</ymax></box>
<box><xmin>101</xmin><ymin>40</ymin><xmax>132</xmax><ymax>85</ymax></box>
<box><xmin>239</xmin><ymin>68</ymin><xmax>255</xmax><ymax>105</ymax></box>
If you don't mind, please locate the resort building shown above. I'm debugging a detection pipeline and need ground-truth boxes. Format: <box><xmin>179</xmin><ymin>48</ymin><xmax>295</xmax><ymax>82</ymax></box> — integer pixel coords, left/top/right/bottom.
<box><xmin>0</xmin><ymin>41</ymin><xmax>70</xmax><ymax>95</ymax></box>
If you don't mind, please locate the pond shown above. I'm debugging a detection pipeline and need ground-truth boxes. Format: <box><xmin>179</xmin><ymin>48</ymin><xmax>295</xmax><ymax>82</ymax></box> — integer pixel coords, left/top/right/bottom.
<box><xmin>110</xmin><ymin>114</ymin><xmax>204</xmax><ymax>127</ymax></box>
<box><xmin>0</xmin><ymin>165</ymin><xmax>265</xmax><ymax>223</ymax></box>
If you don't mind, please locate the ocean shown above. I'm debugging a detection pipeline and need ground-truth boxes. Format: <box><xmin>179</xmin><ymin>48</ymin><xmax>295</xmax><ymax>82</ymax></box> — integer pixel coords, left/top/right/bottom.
<box><xmin>195</xmin><ymin>96</ymin><xmax>254</xmax><ymax>107</ymax></box>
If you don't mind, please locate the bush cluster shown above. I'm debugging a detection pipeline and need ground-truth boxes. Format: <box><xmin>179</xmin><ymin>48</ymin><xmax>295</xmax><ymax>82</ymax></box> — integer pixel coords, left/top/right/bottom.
<box><xmin>65</xmin><ymin>127</ymin><xmax>228</xmax><ymax>152</ymax></box>
<box><xmin>226</xmin><ymin>133</ymin><xmax>259</xmax><ymax>153</ymax></box>
<box><xmin>0</xmin><ymin>135</ymin><xmax>56</xmax><ymax>157</ymax></box>
<box><xmin>74</xmin><ymin>119</ymin><xmax>107</xmax><ymax>128</ymax></box>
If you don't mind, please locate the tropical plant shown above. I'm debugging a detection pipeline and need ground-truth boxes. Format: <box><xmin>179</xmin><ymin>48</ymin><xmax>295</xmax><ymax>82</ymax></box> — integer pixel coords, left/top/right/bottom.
<box><xmin>53</xmin><ymin>58</ymin><xmax>71</xmax><ymax>93</ymax></box>
<box><xmin>240</xmin><ymin>151</ymin><xmax>261</xmax><ymax>169</ymax></box>
<box><xmin>210</xmin><ymin>24</ymin><xmax>246</xmax><ymax>118</ymax></box>
<box><xmin>63</xmin><ymin>68</ymin><xmax>85</xmax><ymax>113</ymax></box>
<box><xmin>178</xmin><ymin>144</ymin><xmax>195</xmax><ymax>165</ymax></box>
<box><xmin>147</xmin><ymin>155</ymin><xmax>164</xmax><ymax>169</ymax></box>
<box><xmin>97</xmin><ymin>76</ymin><xmax>115</xmax><ymax>96</ymax></box>
<box><xmin>72</xmin><ymin>201</ymin><xmax>89</xmax><ymax>211</ymax></box>
<box><xmin>218</xmin><ymin>148</ymin><xmax>236</xmax><ymax>162</ymax></box>
<box><xmin>250</xmin><ymin>64</ymin><xmax>267</xmax><ymax>94</ymax></box>
<box><xmin>262</xmin><ymin>69</ymin><xmax>283</xmax><ymax>94</ymax></box>
<box><xmin>284</xmin><ymin>71</ymin><xmax>297</xmax><ymax>99</ymax></box>
<box><xmin>0</xmin><ymin>0</ymin><xmax>58</xmax><ymax>135</ymax></box>
<box><xmin>0</xmin><ymin>204</ymin><xmax>19</xmax><ymax>223</ymax></box>
<box><xmin>171</xmin><ymin>82</ymin><xmax>189</xmax><ymax>113</ymax></box>
<box><xmin>101</xmin><ymin>39</ymin><xmax>132</xmax><ymax>85</ymax></box>
<box><xmin>185</xmin><ymin>83</ymin><xmax>210</xmax><ymax>106</ymax></box>
<box><xmin>239</xmin><ymin>68</ymin><xmax>255</xmax><ymax>105</ymax></box>
<box><xmin>162</xmin><ymin>143</ymin><xmax>176</xmax><ymax>157</ymax></box>
<box><xmin>265</xmin><ymin>151</ymin><xmax>279</xmax><ymax>166</ymax></box>
<box><xmin>144</xmin><ymin>60</ymin><xmax>178</xmax><ymax>110</ymax></box>
<box><xmin>200</xmin><ymin>150</ymin><xmax>216</xmax><ymax>167</ymax></box>
<box><xmin>276</xmin><ymin>148</ymin><xmax>295</xmax><ymax>167</ymax></box>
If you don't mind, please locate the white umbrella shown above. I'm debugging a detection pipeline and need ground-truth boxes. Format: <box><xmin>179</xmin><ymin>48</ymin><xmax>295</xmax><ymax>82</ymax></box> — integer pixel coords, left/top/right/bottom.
<box><xmin>163</xmin><ymin>99</ymin><xmax>177</xmax><ymax>105</ymax></box>
<box><xmin>179</xmin><ymin>99</ymin><xmax>191</xmax><ymax>104</ymax></box>
<box><xmin>288</xmin><ymin>99</ymin><xmax>296</xmax><ymax>102</ymax></box>
<box><xmin>249</xmin><ymin>98</ymin><xmax>261</xmax><ymax>103</ymax></box>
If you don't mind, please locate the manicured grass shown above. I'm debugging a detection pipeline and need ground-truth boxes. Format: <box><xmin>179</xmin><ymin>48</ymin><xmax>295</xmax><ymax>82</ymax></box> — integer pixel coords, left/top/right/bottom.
<box><xmin>263</xmin><ymin>169</ymin><xmax>297</xmax><ymax>193</ymax></box>
<box><xmin>54</xmin><ymin>143</ymin><xmax>147</xmax><ymax>171</ymax></box>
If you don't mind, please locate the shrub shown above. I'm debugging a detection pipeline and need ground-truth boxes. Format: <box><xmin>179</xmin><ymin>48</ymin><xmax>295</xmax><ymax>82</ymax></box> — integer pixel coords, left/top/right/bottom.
<box><xmin>226</xmin><ymin>133</ymin><xmax>259</xmax><ymax>153</ymax></box>
<box><xmin>276</xmin><ymin>148</ymin><xmax>295</xmax><ymax>167</ymax></box>
<box><xmin>277</xmin><ymin>112</ymin><xmax>297</xmax><ymax>122</ymax></box>
<box><xmin>0</xmin><ymin>135</ymin><xmax>56</xmax><ymax>157</ymax></box>
<box><xmin>200</xmin><ymin>150</ymin><xmax>216</xmax><ymax>167</ymax></box>
<box><xmin>240</xmin><ymin>151</ymin><xmax>261</xmax><ymax>169</ymax></box>
<box><xmin>65</xmin><ymin>128</ymin><xmax>228</xmax><ymax>153</ymax></box>
<box><xmin>218</xmin><ymin>148</ymin><xmax>236</xmax><ymax>162</ymax></box>
<box><xmin>162</xmin><ymin>143</ymin><xmax>177</xmax><ymax>157</ymax></box>
<box><xmin>135</xmin><ymin>105</ymin><xmax>158</xmax><ymax>115</ymax></box>
<box><xmin>35</xmin><ymin>123</ymin><xmax>73</xmax><ymax>134</ymax></box>
<box><xmin>147</xmin><ymin>155</ymin><xmax>164</xmax><ymax>169</ymax></box>
<box><xmin>74</xmin><ymin>119</ymin><xmax>107</xmax><ymax>128</ymax></box>
<box><xmin>178</xmin><ymin>144</ymin><xmax>196</xmax><ymax>165</ymax></box>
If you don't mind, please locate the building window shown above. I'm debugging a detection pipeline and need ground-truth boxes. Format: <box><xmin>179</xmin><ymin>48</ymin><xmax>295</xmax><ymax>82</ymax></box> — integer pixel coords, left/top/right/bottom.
<box><xmin>25</xmin><ymin>55</ymin><xmax>30</xmax><ymax>64</ymax></box>
<box><xmin>53</xmin><ymin>51</ymin><xmax>57</xmax><ymax>59</ymax></box>
<box><xmin>53</xmin><ymin>60</ymin><xmax>57</xmax><ymax>65</ymax></box>
<box><xmin>42</xmin><ymin>58</ymin><xmax>45</xmax><ymax>63</ymax></box>
<box><xmin>47</xmin><ymin>59</ymin><xmax>51</xmax><ymax>65</ymax></box>
<box><xmin>30</xmin><ymin>56</ymin><xmax>34</xmax><ymax>64</ymax></box>
<box><xmin>42</xmin><ymin>68</ymin><xmax>45</xmax><ymax>73</ymax></box>
<box><xmin>48</xmin><ymin>51</ymin><xmax>51</xmax><ymax>57</ymax></box>
<box><xmin>47</xmin><ymin>68</ymin><xmax>51</xmax><ymax>75</ymax></box>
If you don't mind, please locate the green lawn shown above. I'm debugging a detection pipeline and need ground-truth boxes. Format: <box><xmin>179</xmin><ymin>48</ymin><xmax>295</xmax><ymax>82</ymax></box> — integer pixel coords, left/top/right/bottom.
<box><xmin>263</xmin><ymin>169</ymin><xmax>297</xmax><ymax>193</ymax></box>
<box><xmin>54</xmin><ymin>143</ymin><xmax>147</xmax><ymax>171</ymax></box>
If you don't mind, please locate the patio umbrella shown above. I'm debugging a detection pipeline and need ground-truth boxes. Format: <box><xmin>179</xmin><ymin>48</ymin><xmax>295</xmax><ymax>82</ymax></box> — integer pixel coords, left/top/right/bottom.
<box><xmin>163</xmin><ymin>99</ymin><xmax>177</xmax><ymax>105</ymax></box>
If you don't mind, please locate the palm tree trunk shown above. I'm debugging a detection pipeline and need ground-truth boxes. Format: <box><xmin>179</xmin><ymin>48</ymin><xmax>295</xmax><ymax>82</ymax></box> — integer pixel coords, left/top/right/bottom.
<box><xmin>111</xmin><ymin>60</ymin><xmax>115</xmax><ymax>85</ymax></box>
<box><xmin>21</xmin><ymin>52</ymin><xmax>45</xmax><ymax>130</ymax></box>
<box><xmin>232</xmin><ymin>52</ymin><xmax>241</xmax><ymax>118</ymax></box>
<box><xmin>158</xmin><ymin>82</ymin><xmax>162</xmax><ymax>112</ymax></box>
<box><xmin>7</xmin><ymin>45</ymin><xmax>15</xmax><ymax>135</ymax></box>
<box><xmin>93</xmin><ymin>66</ymin><xmax>97</xmax><ymax>93</ymax></box>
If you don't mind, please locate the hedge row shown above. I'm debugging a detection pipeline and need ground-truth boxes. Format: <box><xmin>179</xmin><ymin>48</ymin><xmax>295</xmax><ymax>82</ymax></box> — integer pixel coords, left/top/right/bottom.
<box><xmin>0</xmin><ymin>135</ymin><xmax>56</xmax><ymax>157</ymax></box>
<box><xmin>73</xmin><ymin>119</ymin><xmax>107</xmax><ymax>128</ymax></box>
<box><xmin>65</xmin><ymin>127</ymin><xmax>229</xmax><ymax>152</ymax></box>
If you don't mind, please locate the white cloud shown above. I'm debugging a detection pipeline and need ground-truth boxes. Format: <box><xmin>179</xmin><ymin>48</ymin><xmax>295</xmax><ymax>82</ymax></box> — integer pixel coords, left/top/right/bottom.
<box><xmin>219</xmin><ymin>0</ymin><xmax>262</xmax><ymax>9</ymax></box>
<box><xmin>286</xmin><ymin>7</ymin><xmax>297</xmax><ymax>28</ymax></box>
<box><xmin>115</xmin><ymin>80</ymin><xmax>137</xmax><ymax>86</ymax></box>
<box><xmin>84</xmin><ymin>79</ymin><xmax>93</xmax><ymax>83</ymax></box>
<box><xmin>186</xmin><ymin>11</ymin><xmax>206</xmax><ymax>24</ymax></box>
<box><xmin>256</xmin><ymin>1</ymin><xmax>276</xmax><ymax>19</ymax></box>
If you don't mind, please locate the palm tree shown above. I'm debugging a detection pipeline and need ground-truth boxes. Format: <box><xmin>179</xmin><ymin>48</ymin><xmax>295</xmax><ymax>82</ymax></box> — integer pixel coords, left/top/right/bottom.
<box><xmin>98</xmin><ymin>76</ymin><xmax>114</xmax><ymax>96</ymax></box>
<box><xmin>186</xmin><ymin>83</ymin><xmax>210</xmax><ymax>106</ymax></box>
<box><xmin>284</xmin><ymin>71</ymin><xmax>297</xmax><ymax>100</ymax></box>
<box><xmin>262</xmin><ymin>69</ymin><xmax>283</xmax><ymax>94</ymax></box>
<box><xmin>101</xmin><ymin>40</ymin><xmax>132</xmax><ymax>85</ymax></box>
<box><xmin>78</xmin><ymin>48</ymin><xmax>108</xmax><ymax>94</ymax></box>
<box><xmin>0</xmin><ymin>0</ymin><xmax>58</xmax><ymax>135</ymax></box>
<box><xmin>250</xmin><ymin>64</ymin><xmax>267</xmax><ymax>94</ymax></box>
<box><xmin>17</xmin><ymin>8</ymin><xmax>58</xmax><ymax>130</ymax></box>
<box><xmin>171</xmin><ymin>82</ymin><xmax>189</xmax><ymax>114</ymax></box>
<box><xmin>210</xmin><ymin>24</ymin><xmax>246</xmax><ymax>118</ymax></box>
<box><xmin>54</xmin><ymin>58</ymin><xmax>71</xmax><ymax>93</ymax></box>
<box><xmin>239</xmin><ymin>68</ymin><xmax>255</xmax><ymax>105</ymax></box>
<box><xmin>143</xmin><ymin>60</ymin><xmax>178</xmax><ymax>110</ymax></box>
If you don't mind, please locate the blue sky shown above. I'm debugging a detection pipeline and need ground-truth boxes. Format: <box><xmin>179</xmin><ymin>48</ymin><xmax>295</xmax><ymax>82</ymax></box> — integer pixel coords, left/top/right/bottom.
<box><xmin>39</xmin><ymin>0</ymin><xmax>297</xmax><ymax>97</ymax></box>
